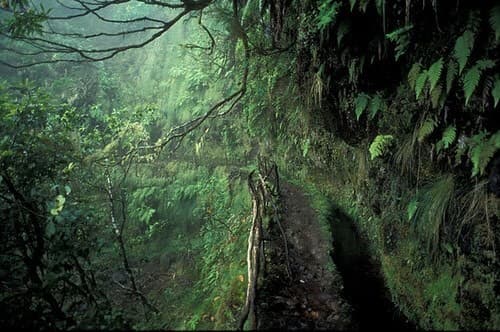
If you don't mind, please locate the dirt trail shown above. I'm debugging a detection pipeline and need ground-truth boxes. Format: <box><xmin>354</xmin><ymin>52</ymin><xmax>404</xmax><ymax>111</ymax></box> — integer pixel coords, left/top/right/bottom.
<box><xmin>256</xmin><ymin>182</ymin><xmax>353</xmax><ymax>329</ymax></box>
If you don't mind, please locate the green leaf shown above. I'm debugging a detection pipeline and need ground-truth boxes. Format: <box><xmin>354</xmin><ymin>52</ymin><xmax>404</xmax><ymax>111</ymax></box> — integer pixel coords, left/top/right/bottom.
<box><xmin>415</xmin><ymin>70</ymin><xmax>428</xmax><ymax>99</ymax></box>
<box><xmin>492</xmin><ymin>76</ymin><xmax>500</xmax><ymax>107</ymax></box>
<box><xmin>437</xmin><ymin>126</ymin><xmax>457</xmax><ymax>153</ymax></box>
<box><xmin>428</xmin><ymin>58</ymin><xmax>444</xmax><ymax>92</ymax></box>
<box><xmin>386</xmin><ymin>25</ymin><xmax>413</xmax><ymax>61</ymax></box>
<box><xmin>463</xmin><ymin>59</ymin><xmax>494</xmax><ymax>105</ymax></box>
<box><xmin>50</xmin><ymin>194</ymin><xmax>66</xmax><ymax>216</ymax></box>
<box><xmin>46</xmin><ymin>221</ymin><xmax>56</xmax><ymax>237</ymax></box>
<box><xmin>470</xmin><ymin>131</ymin><xmax>500</xmax><ymax>176</ymax></box>
<box><xmin>317</xmin><ymin>1</ymin><xmax>341</xmax><ymax>31</ymax></box>
<box><xmin>418</xmin><ymin>118</ymin><xmax>437</xmax><ymax>143</ymax></box>
<box><xmin>302</xmin><ymin>138</ymin><xmax>310</xmax><ymax>157</ymax></box>
<box><xmin>446</xmin><ymin>60</ymin><xmax>457</xmax><ymax>94</ymax></box>
<box><xmin>337</xmin><ymin>20</ymin><xmax>351</xmax><ymax>46</ymax></box>
<box><xmin>430</xmin><ymin>84</ymin><xmax>443</xmax><ymax>109</ymax></box>
<box><xmin>463</xmin><ymin>65</ymin><xmax>480</xmax><ymax>105</ymax></box>
<box><xmin>490</xmin><ymin>4</ymin><xmax>500</xmax><ymax>42</ymax></box>
<box><xmin>369</xmin><ymin>94</ymin><xmax>385</xmax><ymax>120</ymax></box>
<box><xmin>355</xmin><ymin>93</ymin><xmax>369</xmax><ymax>120</ymax></box>
<box><xmin>408</xmin><ymin>62</ymin><xmax>422</xmax><ymax>90</ymax></box>
<box><xmin>407</xmin><ymin>199</ymin><xmax>418</xmax><ymax>221</ymax></box>
<box><xmin>369</xmin><ymin>134</ymin><xmax>394</xmax><ymax>160</ymax></box>
<box><xmin>454</xmin><ymin>30</ymin><xmax>474</xmax><ymax>75</ymax></box>
<box><xmin>349</xmin><ymin>0</ymin><xmax>357</xmax><ymax>11</ymax></box>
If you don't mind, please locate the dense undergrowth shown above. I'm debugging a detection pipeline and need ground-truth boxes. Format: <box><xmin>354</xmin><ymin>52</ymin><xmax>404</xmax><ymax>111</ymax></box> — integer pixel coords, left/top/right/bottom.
<box><xmin>0</xmin><ymin>0</ymin><xmax>499</xmax><ymax>330</ymax></box>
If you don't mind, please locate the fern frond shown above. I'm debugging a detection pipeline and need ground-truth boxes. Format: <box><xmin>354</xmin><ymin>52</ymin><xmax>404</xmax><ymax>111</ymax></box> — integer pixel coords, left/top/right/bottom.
<box><xmin>415</xmin><ymin>70</ymin><xmax>428</xmax><ymax>100</ymax></box>
<box><xmin>369</xmin><ymin>134</ymin><xmax>394</xmax><ymax>160</ymax></box>
<box><xmin>490</xmin><ymin>4</ymin><xmax>500</xmax><ymax>42</ymax></box>
<box><xmin>337</xmin><ymin>20</ymin><xmax>351</xmax><ymax>46</ymax></box>
<box><xmin>407</xmin><ymin>198</ymin><xmax>418</xmax><ymax>221</ymax></box>
<box><xmin>463</xmin><ymin>59</ymin><xmax>495</xmax><ymax>105</ymax></box>
<box><xmin>454</xmin><ymin>30</ymin><xmax>474</xmax><ymax>75</ymax></box>
<box><xmin>467</xmin><ymin>9</ymin><xmax>482</xmax><ymax>33</ymax></box>
<box><xmin>369</xmin><ymin>93</ymin><xmax>386</xmax><ymax>120</ymax></box>
<box><xmin>463</xmin><ymin>67</ymin><xmax>479</xmax><ymax>106</ymax></box>
<box><xmin>477</xmin><ymin>59</ymin><xmax>496</xmax><ymax>70</ymax></box>
<box><xmin>355</xmin><ymin>93</ymin><xmax>369</xmax><ymax>120</ymax></box>
<box><xmin>349</xmin><ymin>0</ymin><xmax>357</xmax><ymax>11</ymax></box>
<box><xmin>469</xmin><ymin>131</ymin><xmax>500</xmax><ymax>176</ymax></box>
<box><xmin>446</xmin><ymin>60</ymin><xmax>458</xmax><ymax>93</ymax></box>
<box><xmin>386</xmin><ymin>25</ymin><xmax>413</xmax><ymax>61</ymax></box>
<box><xmin>428</xmin><ymin>58</ymin><xmax>444</xmax><ymax>92</ymax></box>
<box><xmin>431</xmin><ymin>84</ymin><xmax>443</xmax><ymax>109</ymax></box>
<box><xmin>317</xmin><ymin>0</ymin><xmax>341</xmax><ymax>31</ymax></box>
<box><xmin>418</xmin><ymin>118</ymin><xmax>437</xmax><ymax>143</ymax></box>
<box><xmin>437</xmin><ymin>126</ymin><xmax>457</xmax><ymax>153</ymax></box>
<box><xmin>408</xmin><ymin>62</ymin><xmax>422</xmax><ymax>90</ymax></box>
<box><xmin>492</xmin><ymin>76</ymin><xmax>500</xmax><ymax>107</ymax></box>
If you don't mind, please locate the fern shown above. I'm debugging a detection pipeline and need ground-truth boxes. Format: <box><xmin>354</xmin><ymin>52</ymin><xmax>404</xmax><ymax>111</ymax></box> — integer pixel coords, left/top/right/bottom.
<box><xmin>355</xmin><ymin>93</ymin><xmax>369</xmax><ymax>120</ymax></box>
<box><xmin>408</xmin><ymin>62</ymin><xmax>422</xmax><ymax>90</ymax></box>
<box><xmin>386</xmin><ymin>25</ymin><xmax>413</xmax><ymax>61</ymax></box>
<box><xmin>407</xmin><ymin>198</ymin><xmax>418</xmax><ymax>221</ymax></box>
<box><xmin>415</xmin><ymin>70</ymin><xmax>428</xmax><ymax>100</ymax></box>
<box><xmin>492</xmin><ymin>76</ymin><xmax>500</xmax><ymax>107</ymax></box>
<box><xmin>446</xmin><ymin>60</ymin><xmax>457</xmax><ymax>93</ymax></box>
<box><xmin>454</xmin><ymin>30</ymin><xmax>474</xmax><ymax>75</ymax></box>
<box><xmin>317</xmin><ymin>0</ymin><xmax>341</xmax><ymax>31</ymax></box>
<box><xmin>470</xmin><ymin>131</ymin><xmax>500</xmax><ymax>176</ymax></box>
<box><xmin>369</xmin><ymin>93</ymin><xmax>386</xmax><ymax>120</ymax></box>
<box><xmin>467</xmin><ymin>9</ymin><xmax>482</xmax><ymax>33</ymax></box>
<box><xmin>349</xmin><ymin>0</ymin><xmax>357</xmax><ymax>11</ymax></box>
<box><xmin>369</xmin><ymin>134</ymin><xmax>394</xmax><ymax>160</ymax></box>
<box><xmin>490</xmin><ymin>4</ymin><xmax>500</xmax><ymax>42</ymax></box>
<box><xmin>418</xmin><ymin>118</ymin><xmax>437</xmax><ymax>143</ymax></box>
<box><xmin>463</xmin><ymin>59</ymin><xmax>496</xmax><ymax>105</ymax></box>
<box><xmin>436</xmin><ymin>126</ymin><xmax>457</xmax><ymax>153</ymax></box>
<box><xmin>431</xmin><ymin>84</ymin><xmax>443</xmax><ymax>109</ymax></box>
<box><xmin>428</xmin><ymin>58</ymin><xmax>444</xmax><ymax>93</ymax></box>
<box><xmin>337</xmin><ymin>20</ymin><xmax>351</xmax><ymax>46</ymax></box>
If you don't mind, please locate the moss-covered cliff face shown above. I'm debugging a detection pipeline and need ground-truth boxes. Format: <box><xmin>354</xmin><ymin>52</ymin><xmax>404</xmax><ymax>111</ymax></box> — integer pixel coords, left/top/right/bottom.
<box><xmin>256</xmin><ymin>0</ymin><xmax>500</xmax><ymax>329</ymax></box>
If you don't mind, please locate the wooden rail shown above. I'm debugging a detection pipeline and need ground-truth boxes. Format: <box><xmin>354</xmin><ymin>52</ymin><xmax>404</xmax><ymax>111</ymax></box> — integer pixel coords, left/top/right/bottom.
<box><xmin>238</xmin><ymin>157</ymin><xmax>285</xmax><ymax>330</ymax></box>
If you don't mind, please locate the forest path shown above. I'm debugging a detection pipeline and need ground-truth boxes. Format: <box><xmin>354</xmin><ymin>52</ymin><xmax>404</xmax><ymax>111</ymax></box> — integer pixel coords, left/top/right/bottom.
<box><xmin>256</xmin><ymin>182</ymin><xmax>353</xmax><ymax>329</ymax></box>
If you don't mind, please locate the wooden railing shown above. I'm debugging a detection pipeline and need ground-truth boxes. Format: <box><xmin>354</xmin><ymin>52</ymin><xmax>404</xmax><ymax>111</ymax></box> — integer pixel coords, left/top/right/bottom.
<box><xmin>238</xmin><ymin>157</ymin><xmax>287</xmax><ymax>330</ymax></box>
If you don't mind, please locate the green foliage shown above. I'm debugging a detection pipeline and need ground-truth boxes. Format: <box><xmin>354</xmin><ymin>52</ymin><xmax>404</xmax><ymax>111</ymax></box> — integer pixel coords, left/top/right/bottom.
<box><xmin>446</xmin><ymin>60</ymin><xmax>458</xmax><ymax>93</ymax></box>
<box><xmin>436</xmin><ymin>126</ymin><xmax>457</xmax><ymax>153</ymax></box>
<box><xmin>355</xmin><ymin>93</ymin><xmax>369</xmax><ymax>120</ymax></box>
<box><xmin>5</xmin><ymin>7</ymin><xmax>48</xmax><ymax>37</ymax></box>
<box><xmin>469</xmin><ymin>131</ymin><xmax>500</xmax><ymax>177</ymax></box>
<box><xmin>369</xmin><ymin>134</ymin><xmax>394</xmax><ymax>160</ymax></box>
<box><xmin>423</xmin><ymin>267</ymin><xmax>460</xmax><ymax>330</ymax></box>
<box><xmin>428</xmin><ymin>58</ymin><xmax>444</xmax><ymax>93</ymax></box>
<box><xmin>386</xmin><ymin>25</ymin><xmax>413</xmax><ymax>61</ymax></box>
<box><xmin>454</xmin><ymin>30</ymin><xmax>475</xmax><ymax>75</ymax></box>
<box><xmin>415</xmin><ymin>70</ymin><xmax>428</xmax><ymax>100</ymax></box>
<box><xmin>490</xmin><ymin>4</ymin><xmax>500</xmax><ymax>42</ymax></box>
<box><xmin>368</xmin><ymin>93</ymin><xmax>386</xmax><ymax>120</ymax></box>
<box><xmin>407</xmin><ymin>198</ymin><xmax>418</xmax><ymax>221</ymax></box>
<box><xmin>408</xmin><ymin>62</ymin><xmax>422</xmax><ymax>90</ymax></box>
<box><xmin>491</xmin><ymin>75</ymin><xmax>500</xmax><ymax>107</ymax></box>
<box><xmin>463</xmin><ymin>59</ymin><xmax>496</xmax><ymax>105</ymax></box>
<box><xmin>355</xmin><ymin>92</ymin><xmax>386</xmax><ymax>120</ymax></box>
<box><xmin>411</xmin><ymin>175</ymin><xmax>455</xmax><ymax>255</ymax></box>
<box><xmin>417</xmin><ymin>118</ymin><xmax>437</xmax><ymax>143</ymax></box>
<box><xmin>317</xmin><ymin>0</ymin><xmax>341</xmax><ymax>31</ymax></box>
<box><xmin>337</xmin><ymin>19</ymin><xmax>351</xmax><ymax>46</ymax></box>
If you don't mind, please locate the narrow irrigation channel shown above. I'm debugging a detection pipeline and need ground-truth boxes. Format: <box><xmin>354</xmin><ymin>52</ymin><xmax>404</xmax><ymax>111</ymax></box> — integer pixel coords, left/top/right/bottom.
<box><xmin>328</xmin><ymin>206</ymin><xmax>416</xmax><ymax>331</ymax></box>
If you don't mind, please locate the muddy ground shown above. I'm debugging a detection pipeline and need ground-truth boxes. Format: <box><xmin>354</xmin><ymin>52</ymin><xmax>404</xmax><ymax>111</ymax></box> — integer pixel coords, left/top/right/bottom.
<box><xmin>256</xmin><ymin>182</ymin><xmax>354</xmax><ymax>330</ymax></box>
